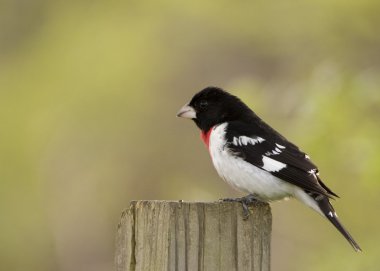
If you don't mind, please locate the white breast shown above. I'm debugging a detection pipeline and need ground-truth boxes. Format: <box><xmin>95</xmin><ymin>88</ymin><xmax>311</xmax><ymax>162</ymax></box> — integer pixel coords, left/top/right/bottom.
<box><xmin>208</xmin><ymin>123</ymin><xmax>295</xmax><ymax>201</ymax></box>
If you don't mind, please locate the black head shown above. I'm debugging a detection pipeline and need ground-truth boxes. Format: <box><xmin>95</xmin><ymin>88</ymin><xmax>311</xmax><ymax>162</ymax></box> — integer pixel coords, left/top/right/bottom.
<box><xmin>177</xmin><ymin>86</ymin><xmax>254</xmax><ymax>132</ymax></box>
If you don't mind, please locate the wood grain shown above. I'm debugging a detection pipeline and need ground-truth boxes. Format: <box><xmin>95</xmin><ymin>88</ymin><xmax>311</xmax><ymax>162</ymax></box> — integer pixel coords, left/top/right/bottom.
<box><xmin>115</xmin><ymin>200</ymin><xmax>271</xmax><ymax>271</ymax></box>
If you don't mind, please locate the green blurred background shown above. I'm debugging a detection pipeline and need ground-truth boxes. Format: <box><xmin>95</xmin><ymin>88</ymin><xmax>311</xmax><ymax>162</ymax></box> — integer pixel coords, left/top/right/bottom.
<box><xmin>1</xmin><ymin>0</ymin><xmax>379</xmax><ymax>270</ymax></box>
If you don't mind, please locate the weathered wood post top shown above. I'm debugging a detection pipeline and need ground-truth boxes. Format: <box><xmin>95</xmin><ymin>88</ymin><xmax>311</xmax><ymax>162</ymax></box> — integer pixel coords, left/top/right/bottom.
<box><xmin>116</xmin><ymin>200</ymin><xmax>272</xmax><ymax>271</ymax></box>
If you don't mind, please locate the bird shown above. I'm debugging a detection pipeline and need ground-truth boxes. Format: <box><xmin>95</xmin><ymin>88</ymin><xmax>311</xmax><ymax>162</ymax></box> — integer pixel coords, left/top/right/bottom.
<box><xmin>176</xmin><ymin>86</ymin><xmax>361</xmax><ymax>252</ymax></box>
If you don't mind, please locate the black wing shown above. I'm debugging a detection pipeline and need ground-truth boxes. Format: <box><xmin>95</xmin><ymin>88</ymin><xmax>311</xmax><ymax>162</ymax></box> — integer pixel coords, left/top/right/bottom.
<box><xmin>226</xmin><ymin>121</ymin><xmax>338</xmax><ymax>198</ymax></box>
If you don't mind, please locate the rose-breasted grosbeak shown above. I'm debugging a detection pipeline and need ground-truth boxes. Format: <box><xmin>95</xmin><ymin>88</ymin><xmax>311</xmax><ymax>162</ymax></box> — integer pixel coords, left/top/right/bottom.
<box><xmin>177</xmin><ymin>86</ymin><xmax>361</xmax><ymax>252</ymax></box>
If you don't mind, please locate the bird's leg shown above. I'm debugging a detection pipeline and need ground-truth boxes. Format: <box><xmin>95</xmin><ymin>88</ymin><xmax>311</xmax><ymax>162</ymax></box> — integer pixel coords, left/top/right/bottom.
<box><xmin>221</xmin><ymin>194</ymin><xmax>261</xmax><ymax>219</ymax></box>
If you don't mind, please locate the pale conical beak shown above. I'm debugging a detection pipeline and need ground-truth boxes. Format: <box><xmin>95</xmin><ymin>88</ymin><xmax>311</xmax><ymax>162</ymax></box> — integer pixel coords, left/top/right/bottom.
<box><xmin>176</xmin><ymin>104</ymin><xmax>196</xmax><ymax>119</ymax></box>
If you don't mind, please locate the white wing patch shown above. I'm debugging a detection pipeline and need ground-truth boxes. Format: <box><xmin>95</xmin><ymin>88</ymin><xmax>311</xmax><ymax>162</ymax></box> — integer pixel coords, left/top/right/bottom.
<box><xmin>275</xmin><ymin>143</ymin><xmax>286</xmax><ymax>149</ymax></box>
<box><xmin>232</xmin><ymin>136</ymin><xmax>265</xmax><ymax>146</ymax></box>
<box><xmin>308</xmin><ymin>168</ymin><xmax>320</xmax><ymax>181</ymax></box>
<box><xmin>308</xmin><ymin>168</ymin><xmax>320</xmax><ymax>176</ymax></box>
<box><xmin>266</xmin><ymin>143</ymin><xmax>286</xmax><ymax>156</ymax></box>
<box><xmin>265</xmin><ymin>146</ymin><xmax>285</xmax><ymax>156</ymax></box>
<box><xmin>262</xmin><ymin>156</ymin><xmax>287</xmax><ymax>172</ymax></box>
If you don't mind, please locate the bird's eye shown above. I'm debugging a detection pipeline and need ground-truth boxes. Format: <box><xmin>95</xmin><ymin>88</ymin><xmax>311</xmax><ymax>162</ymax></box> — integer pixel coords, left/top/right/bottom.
<box><xmin>199</xmin><ymin>100</ymin><xmax>208</xmax><ymax>109</ymax></box>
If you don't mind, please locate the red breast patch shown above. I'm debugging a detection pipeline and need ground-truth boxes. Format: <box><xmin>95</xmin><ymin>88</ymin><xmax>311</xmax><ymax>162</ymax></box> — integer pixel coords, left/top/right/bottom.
<box><xmin>200</xmin><ymin>128</ymin><xmax>213</xmax><ymax>148</ymax></box>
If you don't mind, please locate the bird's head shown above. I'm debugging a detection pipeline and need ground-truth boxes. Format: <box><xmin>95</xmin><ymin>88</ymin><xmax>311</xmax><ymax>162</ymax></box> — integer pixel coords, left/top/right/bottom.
<box><xmin>177</xmin><ymin>86</ymin><xmax>253</xmax><ymax>132</ymax></box>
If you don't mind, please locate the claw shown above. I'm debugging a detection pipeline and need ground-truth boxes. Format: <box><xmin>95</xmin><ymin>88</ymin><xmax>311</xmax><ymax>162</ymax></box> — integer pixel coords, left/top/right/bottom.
<box><xmin>241</xmin><ymin>202</ymin><xmax>250</xmax><ymax>220</ymax></box>
<box><xmin>221</xmin><ymin>194</ymin><xmax>261</xmax><ymax>219</ymax></box>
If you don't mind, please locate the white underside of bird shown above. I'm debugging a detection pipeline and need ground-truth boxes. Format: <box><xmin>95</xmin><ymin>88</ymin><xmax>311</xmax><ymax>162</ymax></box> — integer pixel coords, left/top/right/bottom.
<box><xmin>208</xmin><ymin>123</ymin><xmax>323</xmax><ymax>216</ymax></box>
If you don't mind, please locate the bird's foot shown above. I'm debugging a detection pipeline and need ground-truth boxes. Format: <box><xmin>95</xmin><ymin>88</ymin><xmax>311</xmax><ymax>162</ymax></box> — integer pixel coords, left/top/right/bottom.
<box><xmin>221</xmin><ymin>194</ymin><xmax>261</xmax><ymax>220</ymax></box>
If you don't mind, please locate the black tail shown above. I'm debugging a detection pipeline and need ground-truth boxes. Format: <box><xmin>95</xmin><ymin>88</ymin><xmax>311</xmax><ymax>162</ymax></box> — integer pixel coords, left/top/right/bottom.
<box><xmin>317</xmin><ymin>197</ymin><xmax>362</xmax><ymax>252</ymax></box>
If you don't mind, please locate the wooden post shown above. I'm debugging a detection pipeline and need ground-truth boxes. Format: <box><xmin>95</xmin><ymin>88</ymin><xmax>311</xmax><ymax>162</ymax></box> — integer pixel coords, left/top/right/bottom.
<box><xmin>115</xmin><ymin>200</ymin><xmax>271</xmax><ymax>271</ymax></box>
